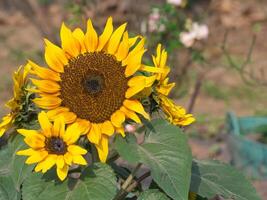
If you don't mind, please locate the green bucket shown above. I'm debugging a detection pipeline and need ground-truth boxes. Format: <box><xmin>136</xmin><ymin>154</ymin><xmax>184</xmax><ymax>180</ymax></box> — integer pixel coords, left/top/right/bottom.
<box><xmin>226</xmin><ymin>112</ymin><xmax>267</xmax><ymax>179</ymax></box>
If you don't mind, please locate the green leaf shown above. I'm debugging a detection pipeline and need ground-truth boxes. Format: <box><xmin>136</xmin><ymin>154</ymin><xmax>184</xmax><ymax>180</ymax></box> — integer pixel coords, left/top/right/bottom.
<box><xmin>138</xmin><ymin>189</ymin><xmax>170</xmax><ymax>200</ymax></box>
<box><xmin>190</xmin><ymin>159</ymin><xmax>261</xmax><ymax>200</ymax></box>
<box><xmin>0</xmin><ymin>176</ymin><xmax>21</xmax><ymax>200</ymax></box>
<box><xmin>22</xmin><ymin>163</ymin><xmax>117</xmax><ymax>200</ymax></box>
<box><xmin>0</xmin><ymin>134</ymin><xmax>34</xmax><ymax>198</ymax></box>
<box><xmin>115</xmin><ymin>119</ymin><xmax>192</xmax><ymax>200</ymax></box>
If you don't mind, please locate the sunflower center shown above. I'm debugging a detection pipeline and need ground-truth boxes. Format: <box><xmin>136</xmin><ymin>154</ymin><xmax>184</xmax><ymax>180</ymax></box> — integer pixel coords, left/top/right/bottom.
<box><xmin>60</xmin><ymin>52</ymin><xmax>129</xmax><ymax>123</ymax></box>
<box><xmin>45</xmin><ymin>137</ymin><xmax>67</xmax><ymax>155</ymax></box>
<box><xmin>83</xmin><ymin>72</ymin><xmax>105</xmax><ymax>95</ymax></box>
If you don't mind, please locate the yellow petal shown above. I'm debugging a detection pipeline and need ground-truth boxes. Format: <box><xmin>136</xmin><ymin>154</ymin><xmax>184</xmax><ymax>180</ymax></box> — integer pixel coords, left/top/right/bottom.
<box><xmin>52</xmin><ymin>116</ymin><xmax>65</xmax><ymax>138</ymax></box>
<box><xmin>76</xmin><ymin>119</ymin><xmax>91</xmax><ymax>135</ymax></box>
<box><xmin>24</xmin><ymin>134</ymin><xmax>45</xmax><ymax>149</ymax></box>
<box><xmin>57</xmin><ymin>164</ymin><xmax>69</xmax><ymax>181</ymax></box>
<box><xmin>107</xmin><ymin>23</ymin><xmax>127</xmax><ymax>54</ymax></box>
<box><xmin>120</xmin><ymin>106</ymin><xmax>141</xmax><ymax>123</ymax></box>
<box><xmin>38</xmin><ymin>111</ymin><xmax>52</xmax><ymax>137</ymax></box>
<box><xmin>116</xmin><ymin>127</ymin><xmax>125</xmax><ymax>137</ymax></box>
<box><xmin>123</xmin><ymin>38</ymin><xmax>145</xmax><ymax>66</ymax></box>
<box><xmin>72</xmin><ymin>28</ymin><xmax>86</xmax><ymax>53</ymax></box>
<box><xmin>84</xmin><ymin>19</ymin><xmax>98</xmax><ymax>52</ymax></box>
<box><xmin>46</xmin><ymin>107</ymin><xmax>70</xmax><ymax>121</ymax></box>
<box><xmin>97</xmin><ymin>17</ymin><xmax>113</xmax><ymax>51</ymax></box>
<box><xmin>64</xmin><ymin>152</ymin><xmax>73</xmax><ymax>165</ymax></box>
<box><xmin>111</xmin><ymin>110</ymin><xmax>125</xmax><ymax>128</ymax></box>
<box><xmin>56</xmin><ymin>155</ymin><xmax>65</xmax><ymax>169</ymax></box>
<box><xmin>125</xmin><ymin>76</ymin><xmax>146</xmax><ymax>98</ymax></box>
<box><xmin>95</xmin><ymin>135</ymin><xmax>109</xmax><ymax>163</ymax></box>
<box><xmin>63</xmin><ymin>123</ymin><xmax>82</xmax><ymax>145</ymax></box>
<box><xmin>16</xmin><ymin>148</ymin><xmax>35</xmax><ymax>156</ymax></box>
<box><xmin>44</xmin><ymin>39</ymin><xmax>68</xmax><ymax>73</ymax></box>
<box><xmin>25</xmin><ymin>150</ymin><xmax>48</xmax><ymax>164</ymax></box>
<box><xmin>35</xmin><ymin>154</ymin><xmax>57</xmax><ymax>173</ymax></box>
<box><xmin>72</xmin><ymin>155</ymin><xmax>87</xmax><ymax>165</ymax></box>
<box><xmin>28</xmin><ymin>60</ymin><xmax>61</xmax><ymax>81</ymax></box>
<box><xmin>115</xmin><ymin>32</ymin><xmax>129</xmax><ymax>61</ymax></box>
<box><xmin>101</xmin><ymin>121</ymin><xmax>115</xmax><ymax>136</ymax></box>
<box><xmin>33</xmin><ymin>96</ymin><xmax>62</xmax><ymax>110</ymax></box>
<box><xmin>123</xmin><ymin>99</ymin><xmax>149</xmax><ymax>119</ymax></box>
<box><xmin>60</xmin><ymin>22</ymin><xmax>80</xmax><ymax>57</ymax></box>
<box><xmin>31</xmin><ymin>79</ymin><xmax>60</xmax><ymax>94</ymax></box>
<box><xmin>125</xmin><ymin>49</ymin><xmax>146</xmax><ymax>77</ymax></box>
<box><xmin>129</xmin><ymin>35</ymin><xmax>141</xmax><ymax>47</ymax></box>
<box><xmin>68</xmin><ymin>145</ymin><xmax>87</xmax><ymax>155</ymax></box>
<box><xmin>87</xmin><ymin>123</ymin><xmax>101</xmax><ymax>144</ymax></box>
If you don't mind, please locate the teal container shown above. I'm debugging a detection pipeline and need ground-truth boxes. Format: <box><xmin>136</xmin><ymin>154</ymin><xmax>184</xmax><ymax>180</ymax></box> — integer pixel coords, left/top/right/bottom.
<box><xmin>226</xmin><ymin>112</ymin><xmax>267</xmax><ymax>179</ymax></box>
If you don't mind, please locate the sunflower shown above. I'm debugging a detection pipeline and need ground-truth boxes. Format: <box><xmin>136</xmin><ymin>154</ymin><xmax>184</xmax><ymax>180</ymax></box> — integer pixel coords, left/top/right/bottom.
<box><xmin>29</xmin><ymin>17</ymin><xmax>156</xmax><ymax>162</ymax></box>
<box><xmin>0</xmin><ymin>65</ymin><xmax>31</xmax><ymax>137</ymax></box>
<box><xmin>17</xmin><ymin>111</ymin><xmax>88</xmax><ymax>181</ymax></box>
<box><xmin>147</xmin><ymin>44</ymin><xmax>195</xmax><ymax>126</ymax></box>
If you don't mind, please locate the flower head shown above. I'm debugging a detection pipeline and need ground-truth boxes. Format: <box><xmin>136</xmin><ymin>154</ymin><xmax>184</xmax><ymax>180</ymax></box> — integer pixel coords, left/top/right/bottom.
<box><xmin>159</xmin><ymin>94</ymin><xmax>195</xmax><ymax>126</ymax></box>
<box><xmin>29</xmin><ymin>17</ymin><xmax>154</xmax><ymax>162</ymax></box>
<box><xmin>0</xmin><ymin>65</ymin><xmax>31</xmax><ymax>137</ymax></box>
<box><xmin>17</xmin><ymin>111</ymin><xmax>88</xmax><ymax>181</ymax></box>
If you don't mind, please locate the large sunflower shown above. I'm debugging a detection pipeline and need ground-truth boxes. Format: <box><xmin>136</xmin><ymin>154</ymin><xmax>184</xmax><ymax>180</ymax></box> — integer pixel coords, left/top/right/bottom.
<box><xmin>0</xmin><ymin>65</ymin><xmax>31</xmax><ymax>137</ymax></box>
<box><xmin>29</xmin><ymin>17</ymin><xmax>154</xmax><ymax>162</ymax></box>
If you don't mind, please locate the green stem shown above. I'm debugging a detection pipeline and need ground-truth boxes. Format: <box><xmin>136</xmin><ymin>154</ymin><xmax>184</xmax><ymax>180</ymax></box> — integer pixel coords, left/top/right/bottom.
<box><xmin>112</xmin><ymin>163</ymin><xmax>142</xmax><ymax>200</ymax></box>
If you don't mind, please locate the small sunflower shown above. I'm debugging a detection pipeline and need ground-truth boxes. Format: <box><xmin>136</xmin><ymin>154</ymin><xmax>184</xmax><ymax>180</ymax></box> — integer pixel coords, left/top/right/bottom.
<box><xmin>147</xmin><ymin>44</ymin><xmax>195</xmax><ymax>126</ymax></box>
<box><xmin>17</xmin><ymin>111</ymin><xmax>88</xmax><ymax>181</ymax></box>
<box><xmin>29</xmin><ymin>17</ymin><xmax>155</xmax><ymax>162</ymax></box>
<box><xmin>0</xmin><ymin>65</ymin><xmax>31</xmax><ymax>137</ymax></box>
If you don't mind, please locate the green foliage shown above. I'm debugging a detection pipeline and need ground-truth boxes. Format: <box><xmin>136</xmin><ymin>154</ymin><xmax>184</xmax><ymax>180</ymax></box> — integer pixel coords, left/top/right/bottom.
<box><xmin>22</xmin><ymin>163</ymin><xmax>117</xmax><ymax>200</ymax></box>
<box><xmin>115</xmin><ymin>119</ymin><xmax>192</xmax><ymax>200</ymax></box>
<box><xmin>190</xmin><ymin>159</ymin><xmax>261</xmax><ymax>200</ymax></box>
<box><xmin>0</xmin><ymin>134</ymin><xmax>34</xmax><ymax>199</ymax></box>
<box><xmin>138</xmin><ymin>189</ymin><xmax>170</xmax><ymax>200</ymax></box>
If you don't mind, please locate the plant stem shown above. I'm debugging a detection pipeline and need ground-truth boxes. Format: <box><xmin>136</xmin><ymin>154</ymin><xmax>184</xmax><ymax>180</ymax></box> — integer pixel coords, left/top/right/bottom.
<box><xmin>112</xmin><ymin>163</ymin><xmax>142</xmax><ymax>200</ymax></box>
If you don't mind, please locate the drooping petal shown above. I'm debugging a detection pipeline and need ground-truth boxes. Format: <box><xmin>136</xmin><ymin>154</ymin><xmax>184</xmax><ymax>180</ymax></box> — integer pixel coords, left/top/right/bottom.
<box><xmin>31</xmin><ymin>79</ymin><xmax>60</xmax><ymax>94</ymax></box>
<box><xmin>35</xmin><ymin>154</ymin><xmax>57</xmax><ymax>173</ymax></box>
<box><xmin>72</xmin><ymin>155</ymin><xmax>87</xmax><ymax>165</ymax></box>
<box><xmin>33</xmin><ymin>96</ymin><xmax>62</xmax><ymax>110</ymax></box>
<box><xmin>64</xmin><ymin>152</ymin><xmax>73</xmax><ymax>165</ymax></box>
<box><xmin>28</xmin><ymin>60</ymin><xmax>61</xmax><ymax>81</ymax></box>
<box><xmin>123</xmin><ymin>99</ymin><xmax>149</xmax><ymax>119</ymax></box>
<box><xmin>60</xmin><ymin>22</ymin><xmax>80</xmax><ymax>57</ymax></box>
<box><xmin>76</xmin><ymin>119</ymin><xmax>91</xmax><ymax>135</ymax></box>
<box><xmin>101</xmin><ymin>121</ymin><xmax>115</xmax><ymax>136</ymax></box>
<box><xmin>125</xmin><ymin>76</ymin><xmax>146</xmax><ymax>98</ymax></box>
<box><xmin>56</xmin><ymin>155</ymin><xmax>65</xmax><ymax>169</ymax></box>
<box><xmin>111</xmin><ymin>110</ymin><xmax>125</xmax><ymax>128</ymax></box>
<box><xmin>120</xmin><ymin>106</ymin><xmax>141</xmax><ymax>123</ymax></box>
<box><xmin>87</xmin><ymin>123</ymin><xmax>101</xmax><ymax>144</ymax></box>
<box><xmin>95</xmin><ymin>135</ymin><xmax>109</xmax><ymax>163</ymax></box>
<box><xmin>97</xmin><ymin>17</ymin><xmax>113</xmax><ymax>51</ymax></box>
<box><xmin>57</xmin><ymin>164</ymin><xmax>69</xmax><ymax>181</ymax></box>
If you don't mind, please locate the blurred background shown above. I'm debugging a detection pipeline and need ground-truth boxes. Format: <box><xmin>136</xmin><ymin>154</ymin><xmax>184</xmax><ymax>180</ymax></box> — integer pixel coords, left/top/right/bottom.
<box><xmin>1</xmin><ymin>0</ymin><xmax>267</xmax><ymax>198</ymax></box>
